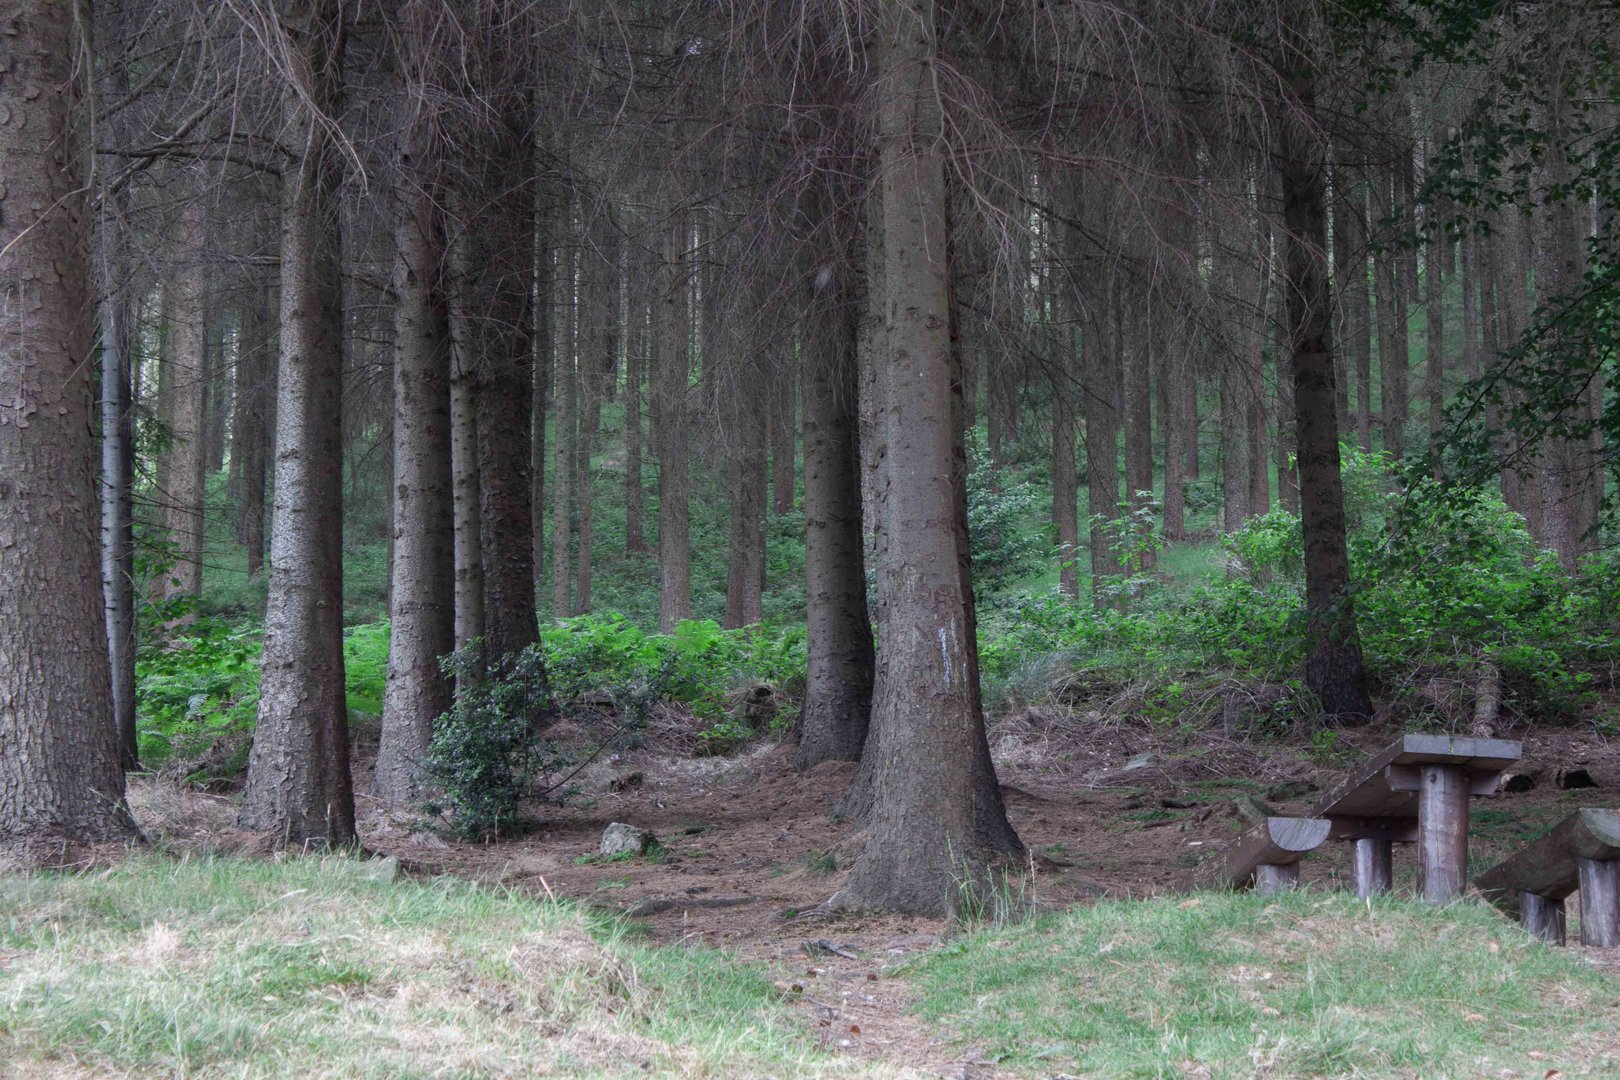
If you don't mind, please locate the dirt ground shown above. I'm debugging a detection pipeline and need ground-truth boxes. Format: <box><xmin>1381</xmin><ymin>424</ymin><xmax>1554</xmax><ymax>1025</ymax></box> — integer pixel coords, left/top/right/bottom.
<box><xmin>129</xmin><ymin>704</ymin><xmax>1620</xmax><ymax>1077</ymax></box>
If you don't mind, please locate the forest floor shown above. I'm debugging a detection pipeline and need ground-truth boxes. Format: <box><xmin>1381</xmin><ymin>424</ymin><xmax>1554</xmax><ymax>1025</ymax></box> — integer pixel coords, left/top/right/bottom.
<box><xmin>110</xmin><ymin>705</ymin><xmax>1620</xmax><ymax>1078</ymax></box>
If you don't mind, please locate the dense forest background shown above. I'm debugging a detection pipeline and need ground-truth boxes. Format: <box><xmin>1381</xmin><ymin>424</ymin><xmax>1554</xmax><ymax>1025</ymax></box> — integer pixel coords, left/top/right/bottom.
<box><xmin>1</xmin><ymin>0</ymin><xmax>1617</xmax><ymax>917</ymax></box>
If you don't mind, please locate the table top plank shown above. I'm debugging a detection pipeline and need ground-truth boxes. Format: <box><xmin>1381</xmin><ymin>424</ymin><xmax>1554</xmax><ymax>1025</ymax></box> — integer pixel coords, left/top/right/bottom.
<box><xmin>1312</xmin><ymin>735</ymin><xmax>1522</xmax><ymax>823</ymax></box>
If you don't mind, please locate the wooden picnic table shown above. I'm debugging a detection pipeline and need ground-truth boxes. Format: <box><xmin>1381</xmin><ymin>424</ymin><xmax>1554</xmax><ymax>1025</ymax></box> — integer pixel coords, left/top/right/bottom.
<box><xmin>1473</xmin><ymin>808</ymin><xmax>1620</xmax><ymax>946</ymax></box>
<box><xmin>1311</xmin><ymin>734</ymin><xmax>1521</xmax><ymax>903</ymax></box>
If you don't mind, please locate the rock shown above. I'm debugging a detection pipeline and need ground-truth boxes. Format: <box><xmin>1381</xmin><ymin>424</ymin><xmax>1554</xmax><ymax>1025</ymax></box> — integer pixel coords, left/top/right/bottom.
<box><xmin>600</xmin><ymin>822</ymin><xmax>656</xmax><ymax>857</ymax></box>
<box><xmin>360</xmin><ymin>855</ymin><xmax>400</xmax><ymax>884</ymax></box>
<box><xmin>1556</xmin><ymin>768</ymin><xmax>1598</xmax><ymax>791</ymax></box>
<box><xmin>1229</xmin><ymin>794</ymin><xmax>1278</xmax><ymax>828</ymax></box>
<box><xmin>1501</xmin><ymin>772</ymin><xmax>1536</xmax><ymax>794</ymax></box>
<box><xmin>1121</xmin><ymin>753</ymin><xmax>1157</xmax><ymax>772</ymax></box>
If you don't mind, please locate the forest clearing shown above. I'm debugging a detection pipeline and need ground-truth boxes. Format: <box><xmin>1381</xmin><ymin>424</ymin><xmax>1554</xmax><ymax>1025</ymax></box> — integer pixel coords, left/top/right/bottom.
<box><xmin>3</xmin><ymin>0</ymin><xmax>1619</xmax><ymax>1076</ymax></box>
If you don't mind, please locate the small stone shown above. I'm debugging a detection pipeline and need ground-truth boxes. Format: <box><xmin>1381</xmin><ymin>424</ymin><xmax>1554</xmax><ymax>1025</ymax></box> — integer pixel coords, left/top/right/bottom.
<box><xmin>1556</xmin><ymin>768</ymin><xmax>1597</xmax><ymax>791</ymax></box>
<box><xmin>600</xmin><ymin>822</ymin><xmax>656</xmax><ymax>857</ymax></box>
<box><xmin>361</xmin><ymin>855</ymin><xmax>400</xmax><ymax>884</ymax></box>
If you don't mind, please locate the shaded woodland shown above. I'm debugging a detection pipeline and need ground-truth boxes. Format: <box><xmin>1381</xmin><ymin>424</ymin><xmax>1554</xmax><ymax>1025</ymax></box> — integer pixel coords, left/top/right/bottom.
<box><xmin>1</xmin><ymin>0</ymin><xmax>1617</xmax><ymax>918</ymax></box>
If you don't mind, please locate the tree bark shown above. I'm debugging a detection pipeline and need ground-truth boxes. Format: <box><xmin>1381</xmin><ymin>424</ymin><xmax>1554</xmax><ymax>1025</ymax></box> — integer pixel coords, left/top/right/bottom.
<box><xmin>551</xmin><ymin>228</ymin><xmax>576</xmax><ymax>617</ymax></box>
<box><xmin>624</xmin><ymin>275</ymin><xmax>647</xmax><ymax>554</ymax></box>
<box><xmin>769</xmin><ymin>355</ymin><xmax>797</xmax><ymax>516</ymax></box>
<box><xmin>0</xmin><ymin>0</ymin><xmax>137</xmax><ymax>856</ymax></box>
<box><xmin>1334</xmin><ymin>171</ymin><xmax>1375</xmax><ymax>452</ymax></box>
<box><xmin>100</xmin><ymin>240</ymin><xmax>139</xmax><ymax>770</ymax></box>
<box><xmin>449</xmin><ymin>216</ymin><xmax>484</xmax><ymax>666</ymax></box>
<box><xmin>655</xmin><ymin>211</ymin><xmax>693</xmax><ymax>631</ymax></box>
<box><xmin>1052</xmin><ymin>364</ymin><xmax>1081</xmax><ymax>599</ymax></box>
<box><xmin>164</xmin><ymin>200</ymin><xmax>208</xmax><ymax>605</ymax></box>
<box><xmin>377</xmin><ymin>13</ymin><xmax>456</xmax><ymax>804</ymax></box>
<box><xmin>796</xmin><ymin>252</ymin><xmax>874</xmax><ymax>768</ymax></box>
<box><xmin>531</xmin><ymin>193</ymin><xmax>553</xmax><ymax>608</ymax></box>
<box><xmin>830</xmin><ymin>0</ymin><xmax>1021</xmax><ymax>916</ymax></box>
<box><xmin>239</xmin><ymin>0</ymin><xmax>356</xmax><ymax>844</ymax></box>
<box><xmin>1275</xmin><ymin>32</ymin><xmax>1375</xmax><ymax>721</ymax></box>
<box><xmin>1375</xmin><ymin>174</ymin><xmax>1410</xmax><ymax>458</ymax></box>
<box><xmin>235</xmin><ymin>286</ymin><xmax>273</xmax><ymax>576</ymax></box>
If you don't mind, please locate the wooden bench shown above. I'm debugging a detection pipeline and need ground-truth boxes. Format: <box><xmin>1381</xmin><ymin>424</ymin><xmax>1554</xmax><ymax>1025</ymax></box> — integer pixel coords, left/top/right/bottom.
<box><xmin>1473</xmin><ymin>809</ymin><xmax>1620</xmax><ymax>946</ymax></box>
<box><xmin>1198</xmin><ymin>817</ymin><xmax>1331</xmax><ymax>895</ymax></box>
<box><xmin>1311</xmin><ymin>734</ymin><xmax>1521</xmax><ymax>903</ymax></box>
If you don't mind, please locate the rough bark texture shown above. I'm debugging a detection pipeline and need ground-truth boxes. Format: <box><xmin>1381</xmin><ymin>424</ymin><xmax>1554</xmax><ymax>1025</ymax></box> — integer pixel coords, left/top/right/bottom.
<box><xmin>656</xmin><ymin>212</ymin><xmax>692</xmax><ymax>631</ymax></box>
<box><xmin>1334</xmin><ymin>173</ymin><xmax>1374</xmax><ymax>451</ymax></box>
<box><xmin>530</xmin><ymin>197</ymin><xmax>553</xmax><ymax>606</ymax></box>
<box><xmin>795</xmin><ymin>263</ymin><xmax>874</xmax><ymax>768</ymax></box>
<box><xmin>1276</xmin><ymin>37</ymin><xmax>1375</xmax><ymax>722</ymax></box>
<box><xmin>830</xmin><ymin>0</ymin><xmax>1021</xmax><ymax>916</ymax></box>
<box><xmin>0</xmin><ymin>0</ymin><xmax>137</xmax><ymax>857</ymax></box>
<box><xmin>164</xmin><ymin>200</ymin><xmax>208</xmax><ymax>604</ymax></box>
<box><xmin>1375</xmin><ymin>175</ymin><xmax>1410</xmax><ymax>458</ymax></box>
<box><xmin>377</xmin><ymin>31</ymin><xmax>456</xmax><ymax>804</ymax></box>
<box><xmin>235</xmin><ymin>287</ymin><xmax>273</xmax><ymax>576</ymax></box>
<box><xmin>1052</xmin><ymin>366</ymin><xmax>1081</xmax><ymax>599</ymax></box>
<box><xmin>770</xmin><ymin>356</ymin><xmax>797</xmax><ymax>516</ymax></box>
<box><xmin>723</xmin><ymin>343</ymin><xmax>768</xmax><ymax>630</ymax></box>
<box><xmin>239</xmin><ymin>0</ymin><xmax>356</xmax><ymax>844</ymax></box>
<box><xmin>624</xmin><ymin>286</ymin><xmax>647</xmax><ymax>554</ymax></box>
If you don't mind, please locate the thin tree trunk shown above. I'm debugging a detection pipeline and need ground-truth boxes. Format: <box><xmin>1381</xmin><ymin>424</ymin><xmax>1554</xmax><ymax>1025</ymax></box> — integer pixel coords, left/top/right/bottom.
<box><xmin>770</xmin><ymin>356</ymin><xmax>797</xmax><ymax>516</ymax></box>
<box><xmin>1053</xmin><ymin>368</ymin><xmax>1081</xmax><ymax>598</ymax></box>
<box><xmin>574</xmin><ymin>233</ymin><xmax>611</xmax><ymax>616</ymax></box>
<box><xmin>449</xmin><ymin>220</ymin><xmax>485</xmax><ymax>664</ymax></box>
<box><xmin>724</xmin><ymin>346</ymin><xmax>768</xmax><ymax>629</ymax></box>
<box><xmin>656</xmin><ymin>211</ymin><xmax>692</xmax><ymax>631</ymax></box>
<box><xmin>1425</xmin><ymin>234</ymin><xmax>1447</xmax><ymax>460</ymax></box>
<box><xmin>239</xmin><ymin>0</ymin><xmax>356</xmax><ymax>844</ymax></box>
<box><xmin>531</xmin><ymin>192</ymin><xmax>553</xmax><ymax>609</ymax></box>
<box><xmin>1334</xmin><ymin>173</ymin><xmax>1374</xmax><ymax>452</ymax></box>
<box><xmin>1159</xmin><ymin>339</ymin><xmax>1187</xmax><ymax>542</ymax></box>
<box><xmin>551</xmin><ymin>230</ymin><xmax>576</xmax><ymax>617</ymax></box>
<box><xmin>377</xmin><ymin>20</ymin><xmax>456</xmax><ymax>804</ymax></box>
<box><xmin>235</xmin><ymin>289</ymin><xmax>272</xmax><ymax>576</ymax></box>
<box><xmin>1122</xmin><ymin>298</ymin><xmax>1155</xmax><ymax>566</ymax></box>
<box><xmin>165</xmin><ymin>200</ymin><xmax>208</xmax><ymax>604</ymax></box>
<box><xmin>1375</xmin><ymin>173</ymin><xmax>1410</xmax><ymax>458</ymax></box>
<box><xmin>1276</xmin><ymin>33</ymin><xmax>1375</xmax><ymax>721</ymax></box>
<box><xmin>1085</xmin><ymin>278</ymin><xmax>1123</xmax><ymax>590</ymax></box>
<box><xmin>624</xmin><ymin>271</ymin><xmax>647</xmax><ymax>554</ymax></box>
<box><xmin>100</xmin><ymin>247</ymin><xmax>139</xmax><ymax>771</ymax></box>
<box><xmin>831</xmin><ymin>0</ymin><xmax>1021</xmax><ymax>916</ymax></box>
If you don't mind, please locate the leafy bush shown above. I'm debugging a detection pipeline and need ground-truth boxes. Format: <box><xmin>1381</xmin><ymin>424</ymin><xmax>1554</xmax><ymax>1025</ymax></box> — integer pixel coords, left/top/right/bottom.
<box><xmin>967</xmin><ymin>450</ymin><xmax>1047</xmax><ymax>589</ymax></box>
<box><xmin>423</xmin><ymin>645</ymin><xmax>555</xmax><ymax>838</ymax></box>
<box><xmin>135</xmin><ymin>618</ymin><xmax>261</xmax><ymax>764</ymax></box>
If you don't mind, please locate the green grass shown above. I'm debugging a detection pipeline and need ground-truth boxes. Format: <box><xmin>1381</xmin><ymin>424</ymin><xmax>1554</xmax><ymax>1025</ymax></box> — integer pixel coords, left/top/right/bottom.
<box><xmin>905</xmin><ymin>889</ymin><xmax>1620</xmax><ymax>1078</ymax></box>
<box><xmin>0</xmin><ymin>855</ymin><xmax>873</xmax><ymax>1078</ymax></box>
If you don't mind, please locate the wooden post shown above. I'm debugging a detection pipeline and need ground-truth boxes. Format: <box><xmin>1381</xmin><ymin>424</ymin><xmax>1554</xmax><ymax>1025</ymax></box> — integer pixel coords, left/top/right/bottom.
<box><xmin>1418</xmin><ymin>764</ymin><xmax>1470</xmax><ymax>903</ymax></box>
<box><xmin>1353</xmin><ymin>838</ymin><xmax>1393</xmax><ymax>897</ymax></box>
<box><xmin>1576</xmin><ymin>858</ymin><xmax>1619</xmax><ymax>947</ymax></box>
<box><xmin>1254</xmin><ymin>862</ymin><xmax>1300</xmax><ymax>895</ymax></box>
<box><xmin>1520</xmin><ymin>892</ymin><xmax>1567</xmax><ymax>945</ymax></box>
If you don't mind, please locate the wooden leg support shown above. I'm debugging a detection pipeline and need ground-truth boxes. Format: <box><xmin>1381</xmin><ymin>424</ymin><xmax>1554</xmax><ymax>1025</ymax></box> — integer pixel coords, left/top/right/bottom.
<box><xmin>1418</xmin><ymin>764</ymin><xmax>1470</xmax><ymax>903</ymax></box>
<box><xmin>1576</xmin><ymin>858</ymin><xmax>1619</xmax><ymax>948</ymax></box>
<box><xmin>1353</xmin><ymin>838</ymin><xmax>1392</xmax><ymax>898</ymax></box>
<box><xmin>1254</xmin><ymin>863</ymin><xmax>1299</xmax><ymax>896</ymax></box>
<box><xmin>1520</xmin><ymin>892</ymin><xmax>1566</xmax><ymax>945</ymax></box>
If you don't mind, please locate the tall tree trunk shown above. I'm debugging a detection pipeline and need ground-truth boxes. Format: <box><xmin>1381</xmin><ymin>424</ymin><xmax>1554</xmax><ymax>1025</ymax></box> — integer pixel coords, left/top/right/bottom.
<box><xmin>1085</xmin><ymin>278</ymin><xmax>1123</xmax><ymax>590</ymax></box>
<box><xmin>1425</xmin><ymin>234</ymin><xmax>1447</xmax><ymax>460</ymax></box>
<box><xmin>1335</xmin><ymin>172</ymin><xmax>1375</xmax><ymax>452</ymax></box>
<box><xmin>1276</xmin><ymin>32</ymin><xmax>1375</xmax><ymax>721</ymax></box>
<box><xmin>770</xmin><ymin>356</ymin><xmax>797</xmax><ymax>516</ymax></box>
<box><xmin>165</xmin><ymin>200</ymin><xmax>208</xmax><ymax>605</ymax></box>
<box><xmin>1247</xmin><ymin>246</ymin><xmax>1273</xmax><ymax>519</ymax></box>
<box><xmin>796</xmin><ymin>252</ymin><xmax>874</xmax><ymax>769</ymax></box>
<box><xmin>0</xmin><ymin>1</ymin><xmax>136</xmax><ymax>855</ymax></box>
<box><xmin>235</xmin><ymin>287</ymin><xmax>273</xmax><ymax>576</ymax></box>
<box><xmin>551</xmin><ymin>230</ymin><xmax>576</xmax><ymax>617</ymax></box>
<box><xmin>1121</xmin><ymin>299</ymin><xmax>1156</xmax><ymax>566</ymax></box>
<box><xmin>830</xmin><ymin>0</ymin><xmax>1021</xmax><ymax>916</ymax></box>
<box><xmin>1052</xmin><ymin>368</ymin><xmax>1081</xmax><ymax>598</ymax></box>
<box><xmin>449</xmin><ymin>223</ymin><xmax>484</xmax><ymax>664</ymax></box>
<box><xmin>574</xmin><ymin>233</ymin><xmax>612</xmax><ymax>616</ymax></box>
<box><xmin>624</xmin><ymin>275</ymin><xmax>647</xmax><ymax>554</ymax></box>
<box><xmin>1159</xmin><ymin>341</ymin><xmax>1187</xmax><ymax>542</ymax></box>
<box><xmin>656</xmin><ymin>211</ymin><xmax>692</xmax><ymax>631</ymax></box>
<box><xmin>1375</xmin><ymin>176</ymin><xmax>1410</xmax><ymax>458</ymax></box>
<box><xmin>239</xmin><ymin>0</ymin><xmax>356</xmax><ymax>844</ymax></box>
<box><xmin>724</xmin><ymin>348</ymin><xmax>768</xmax><ymax>629</ymax></box>
<box><xmin>1219</xmin><ymin>363</ymin><xmax>1249</xmax><ymax>532</ymax></box>
<box><xmin>100</xmin><ymin>239</ymin><xmax>139</xmax><ymax>771</ymax></box>
<box><xmin>377</xmin><ymin>17</ymin><xmax>456</xmax><ymax>804</ymax></box>
<box><xmin>530</xmin><ymin>193</ymin><xmax>553</xmax><ymax>609</ymax></box>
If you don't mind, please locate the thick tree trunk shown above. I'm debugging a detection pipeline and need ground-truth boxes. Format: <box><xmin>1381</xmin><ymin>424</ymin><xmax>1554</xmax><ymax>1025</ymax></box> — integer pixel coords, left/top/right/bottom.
<box><xmin>724</xmin><ymin>351</ymin><xmax>768</xmax><ymax>629</ymax></box>
<box><xmin>239</xmin><ymin>0</ymin><xmax>356</xmax><ymax>844</ymax></box>
<box><xmin>1276</xmin><ymin>40</ymin><xmax>1375</xmax><ymax>721</ymax></box>
<box><xmin>796</xmin><ymin>258</ymin><xmax>874</xmax><ymax>769</ymax></box>
<box><xmin>656</xmin><ymin>212</ymin><xmax>693</xmax><ymax>631</ymax></box>
<box><xmin>0</xmin><ymin>2</ymin><xmax>137</xmax><ymax>856</ymax></box>
<box><xmin>830</xmin><ymin>0</ymin><xmax>1021</xmax><ymax>916</ymax></box>
<box><xmin>377</xmin><ymin>24</ymin><xmax>456</xmax><ymax>804</ymax></box>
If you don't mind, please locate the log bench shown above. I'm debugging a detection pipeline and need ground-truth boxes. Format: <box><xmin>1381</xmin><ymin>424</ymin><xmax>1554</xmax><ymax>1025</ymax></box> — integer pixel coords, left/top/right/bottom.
<box><xmin>1311</xmin><ymin>735</ymin><xmax>1521</xmax><ymax>903</ymax></box>
<box><xmin>1198</xmin><ymin>817</ymin><xmax>1331</xmax><ymax>895</ymax></box>
<box><xmin>1473</xmin><ymin>809</ymin><xmax>1620</xmax><ymax>946</ymax></box>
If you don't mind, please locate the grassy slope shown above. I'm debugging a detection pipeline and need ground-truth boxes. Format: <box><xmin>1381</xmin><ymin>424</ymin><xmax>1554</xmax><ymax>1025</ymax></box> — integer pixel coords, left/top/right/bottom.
<box><xmin>0</xmin><ymin>855</ymin><xmax>874</xmax><ymax>1079</ymax></box>
<box><xmin>909</xmin><ymin>890</ymin><xmax>1620</xmax><ymax>1078</ymax></box>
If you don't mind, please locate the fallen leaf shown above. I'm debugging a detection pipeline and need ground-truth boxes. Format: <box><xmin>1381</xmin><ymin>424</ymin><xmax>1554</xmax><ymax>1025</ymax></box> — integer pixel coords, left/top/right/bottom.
<box><xmin>1178</xmin><ymin>898</ymin><xmax>1201</xmax><ymax>910</ymax></box>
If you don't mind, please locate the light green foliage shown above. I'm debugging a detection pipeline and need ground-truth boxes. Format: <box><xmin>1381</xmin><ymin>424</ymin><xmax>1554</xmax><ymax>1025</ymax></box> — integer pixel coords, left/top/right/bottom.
<box><xmin>0</xmin><ymin>856</ymin><xmax>861</xmax><ymax>1078</ymax></box>
<box><xmin>907</xmin><ymin>890</ymin><xmax>1620</xmax><ymax>1077</ymax></box>
<box><xmin>966</xmin><ymin>449</ymin><xmax>1048</xmax><ymax>589</ymax></box>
